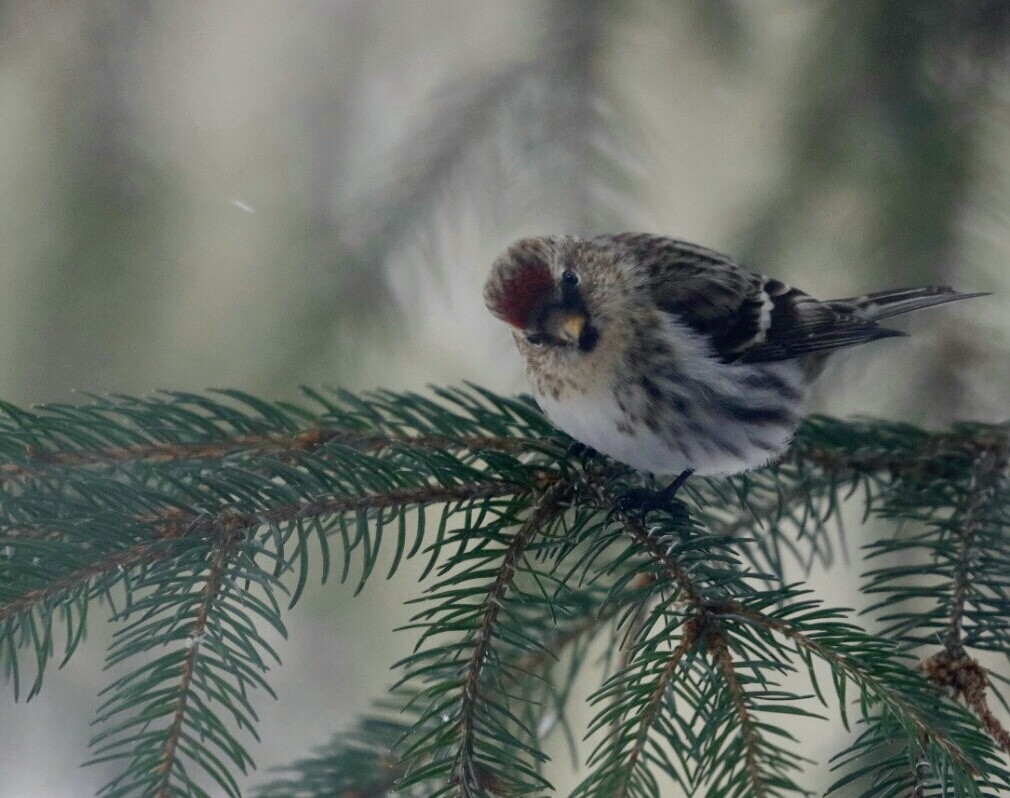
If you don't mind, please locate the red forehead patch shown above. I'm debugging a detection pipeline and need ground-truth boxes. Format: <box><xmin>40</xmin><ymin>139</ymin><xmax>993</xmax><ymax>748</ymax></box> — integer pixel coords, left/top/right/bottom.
<box><xmin>490</xmin><ymin>259</ymin><xmax>555</xmax><ymax>328</ymax></box>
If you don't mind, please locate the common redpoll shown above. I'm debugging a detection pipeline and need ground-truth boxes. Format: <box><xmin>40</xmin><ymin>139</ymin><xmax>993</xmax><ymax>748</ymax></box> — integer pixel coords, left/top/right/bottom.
<box><xmin>484</xmin><ymin>233</ymin><xmax>985</xmax><ymax>483</ymax></box>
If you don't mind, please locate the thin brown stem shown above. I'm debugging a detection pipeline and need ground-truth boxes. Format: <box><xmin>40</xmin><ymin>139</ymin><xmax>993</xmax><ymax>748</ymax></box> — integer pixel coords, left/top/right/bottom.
<box><xmin>944</xmin><ymin>450</ymin><xmax>1001</xmax><ymax>658</ymax></box>
<box><xmin>1</xmin><ymin>426</ymin><xmax>533</xmax><ymax>482</ymax></box>
<box><xmin>728</xmin><ymin>604</ymin><xmax>976</xmax><ymax>773</ymax></box>
<box><xmin>618</xmin><ymin>514</ymin><xmax>704</xmax><ymax>607</ymax></box>
<box><xmin>229</xmin><ymin>478</ymin><xmax>529</xmax><ymax>529</ymax></box>
<box><xmin>615</xmin><ymin>618</ymin><xmax>698</xmax><ymax>798</ymax></box>
<box><xmin>453</xmin><ymin>481</ymin><xmax>570</xmax><ymax>797</ymax></box>
<box><xmin>1</xmin><ymin>478</ymin><xmax>528</xmax><ymax>623</ymax></box>
<box><xmin>920</xmin><ymin>445</ymin><xmax>1010</xmax><ymax>757</ymax></box>
<box><xmin>155</xmin><ymin>522</ymin><xmax>240</xmax><ymax>796</ymax></box>
<box><xmin>0</xmin><ymin>540</ymin><xmax>171</xmax><ymax>623</ymax></box>
<box><xmin>791</xmin><ymin>430</ymin><xmax>1010</xmax><ymax>480</ymax></box>
<box><xmin>710</xmin><ymin>630</ymin><xmax>767</xmax><ymax>798</ymax></box>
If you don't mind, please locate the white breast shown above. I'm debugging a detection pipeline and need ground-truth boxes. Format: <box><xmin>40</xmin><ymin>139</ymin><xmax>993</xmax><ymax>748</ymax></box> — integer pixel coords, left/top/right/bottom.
<box><xmin>523</xmin><ymin>310</ymin><xmax>808</xmax><ymax>477</ymax></box>
<box><xmin>536</xmin><ymin>388</ymin><xmax>699</xmax><ymax>474</ymax></box>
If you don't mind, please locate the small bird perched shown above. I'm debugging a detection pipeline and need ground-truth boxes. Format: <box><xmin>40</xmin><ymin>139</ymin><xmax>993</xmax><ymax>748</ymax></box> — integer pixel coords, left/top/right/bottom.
<box><xmin>484</xmin><ymin>232</ymin><xmax>985</xmax><ymax>494</ymax></box>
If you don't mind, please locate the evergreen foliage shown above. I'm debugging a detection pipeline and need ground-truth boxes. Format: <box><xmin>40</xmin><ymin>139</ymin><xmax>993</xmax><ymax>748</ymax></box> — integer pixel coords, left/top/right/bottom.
<box><xmin>1</xmin><ymin>385</ymin><xmax>1008</xmax><ymax>797</ymax></box>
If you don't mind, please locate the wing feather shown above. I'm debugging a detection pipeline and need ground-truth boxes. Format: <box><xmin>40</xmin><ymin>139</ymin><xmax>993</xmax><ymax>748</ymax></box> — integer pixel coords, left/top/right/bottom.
<box><xmin>596</xmin><ymin>232</ymin><xmax>901</xmax><ymax>364</ymax></box>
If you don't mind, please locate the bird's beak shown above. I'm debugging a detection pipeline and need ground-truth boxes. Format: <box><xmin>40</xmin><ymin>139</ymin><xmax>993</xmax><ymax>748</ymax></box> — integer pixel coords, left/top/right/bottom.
<box><xmin>557</xmin><ymin>311</ymin><xmax>587</xmax><ymax>345</ymax></box>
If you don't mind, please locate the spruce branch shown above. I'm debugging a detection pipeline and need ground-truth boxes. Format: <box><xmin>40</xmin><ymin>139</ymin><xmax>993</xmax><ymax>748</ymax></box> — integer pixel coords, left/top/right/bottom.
<box><xmin>730</xmin><ymin>603</ymin><xmax>973</xmax><ymax>770</ymax></box>
<box><xmin>709</xmin><ymin>628</ymin><xmax>768</xmax><ymax>798</ymax></box>
<box><xmin>944</xmin><ymin>446</ymin><xmax>1006</xmax><ymax>658</ymax></box>
<box><xmin>1</xmin><ymin>479</ymin><xmax>524</xmax><ymax>626</ymax></box>
<box><xmin>1</xmin><ymin>424</ymin><xmax>530</xmax><ymax>484</ymax></box>
<box><xmin>453</xmin><ymin>480</ymin><xmax>571</xmax><ymax>796</ymax></box>
<box><xmin>615</xmin><ymin>617</ymin><xmax>699</xmax><ymax>798</ymax></box>
<box><xmin>919</xmin><ymin>443</ymin><xmax>1010</xmax><ymax>757</ymax></box>
<box><xmin>1</xmin><ymin>386</ymin><xmax>1008</xmax><ymax>797</ymax></box>
<box><xmin>155</xmin><ymin>520</ymin><xmax>243</xmax><ymax>797</ymax></box>
<box><xmin>0</xmin><ymin>535</ymin><xmax>175</xmax><ymax>625</ymax></box>
<box><xmin>606</xmin><ymin>501</ymin><xmax>1002</xmax><ymax>795</ymax></box>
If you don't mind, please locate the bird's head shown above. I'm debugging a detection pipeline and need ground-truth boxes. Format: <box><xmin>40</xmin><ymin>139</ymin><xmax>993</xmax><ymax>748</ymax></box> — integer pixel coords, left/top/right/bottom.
<box><xmin>484</xmin><ymin>236</ymin><xmax>618</xmax><ymax>354</ymax></box>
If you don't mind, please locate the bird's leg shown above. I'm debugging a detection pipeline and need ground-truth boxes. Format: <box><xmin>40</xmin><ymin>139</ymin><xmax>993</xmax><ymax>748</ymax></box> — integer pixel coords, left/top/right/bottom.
<box><xmin>565</xmin><ymin>441</ymin><xmax>599</xmax><ymax>469</ymax></box>
<box><xmin>610</xmin><ymin>469</ymin><xmax>694</xmax><ymax>521</ymax></box>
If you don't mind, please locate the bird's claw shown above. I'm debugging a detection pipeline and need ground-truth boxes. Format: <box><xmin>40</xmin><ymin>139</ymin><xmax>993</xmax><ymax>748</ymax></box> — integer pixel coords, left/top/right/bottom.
<box><xmin>607</xmin><ymin>486</ymin><xmax>674</xmax><ymax>523</ymax></box>
<box><xmin>565</xmin><ymin>441</ymin><xmax>598</xmax><ymax>468</ymax></box>
<box><xmin>606</xmin><ymin>470</ymin><xmax>694</xmax><ymax>524</ymax></box>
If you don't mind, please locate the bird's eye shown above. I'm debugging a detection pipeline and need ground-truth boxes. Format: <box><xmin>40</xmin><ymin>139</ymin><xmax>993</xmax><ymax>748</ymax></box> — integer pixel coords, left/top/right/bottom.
<box><xmin>525</xmin><ymin>332</ymin><xmax>547</xmax><ymax>345</ymax></box>
<box><xmin>561</xmin><ymin>269</ymin><xmax>580</xmax><ymax>287</ymax></box>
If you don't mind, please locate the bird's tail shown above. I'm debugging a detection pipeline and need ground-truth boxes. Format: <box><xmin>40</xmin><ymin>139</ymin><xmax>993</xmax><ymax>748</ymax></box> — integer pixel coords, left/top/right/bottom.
<box><xmin>830</xmin><ymin>286</ymin><xmax>989</xmax><ymax>321</ymax></box>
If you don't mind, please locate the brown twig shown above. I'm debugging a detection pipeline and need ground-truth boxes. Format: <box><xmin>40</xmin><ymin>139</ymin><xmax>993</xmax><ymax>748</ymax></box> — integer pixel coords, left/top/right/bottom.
<box><xmin>920</xmin><ymin>444</ymin><xmax>1010</xmax><ymax>757</ymax></box>
<box><xmin>1</xmin><ymin>426</ymin><xmax>533</xmax><ymax>483</ymax></box>
<box><xmin>791</xmin><ymin>429</ymin><xmax>1010</xmax><ymax>481</ymax></box>
<box><xmin>0</xmin><ymin>539</ymin><xmax>174</xmax><ymax>623</ymax></box>
<box><xmin>944</xmin><ymin>449</ymin><xmax>1002</xmax><ymax>659</ymax></box>
<box><xmin>1</xmin><ymin>478</ymin><xmax>530</xmax><ymax>623</ymax></box>
<box><xmin>725</xmin><ymin>603</ymin><xmax>977</xmax><ymax>773</ymax></box>
<box><xmin>615</xmin><ymin>617</ymin><xmax>698</xmax><ymax>798</ymax></box>
<box><xmin>617</xmin><ymin>514</ymin><xmax>704</xmax><ymax>607</ymax></box>
<box><xmin>709</xmin><ymin>629</ymin><xmax>767</xmax><ymax>798</ymax></box>
<box><xmin>453</xmin><ymin>480</ymin><xmax>570</xmax><ymax>796</ymax></box>
<box><xmin>941</xmin><ymin>450</ymin><xmax>1005</xmax><ymax>662</ymax></box>
<box><xmin>155</xmin><ymin>520</ymin><xmax>243</xmax><ymax>797</ymax></box>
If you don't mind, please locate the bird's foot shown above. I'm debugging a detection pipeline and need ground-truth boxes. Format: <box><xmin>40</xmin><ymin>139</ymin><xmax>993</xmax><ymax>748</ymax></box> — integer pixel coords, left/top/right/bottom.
<box><xmin>565</xmin><ymin>441</ymin><xmax>599</xmax><ymax>470</ymax></box>
<box><xmin>608</xmin><ymin>469</ymin><xmax>694</xmax><ymax>523</ymax></box>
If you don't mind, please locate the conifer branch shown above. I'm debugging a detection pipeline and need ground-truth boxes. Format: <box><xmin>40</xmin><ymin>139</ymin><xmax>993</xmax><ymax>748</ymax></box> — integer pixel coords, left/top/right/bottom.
<box><xmin>454</xmin><ymin>480</ymin><xmax>570</xmax><ymax>796</ymax></box>
<box><xmin>1</xmin><ymin>426</ymin><xmax>530</xmax><ymax>482</ymax></box>
<box><xmin>710</xmin><ymin>628</ymin><xmax>767</xmax><ymax>798</ymax></box>
<box><xmin>616</xmin><ymin>506</ymin><xmax>982</xmax><ymax>780</ymax></box>
<box><xmin>615</xmin><ymin>618</ymin><xmax>699</xmax><ymax>798</ymax></box>
<box><xmin>1</xmin><ymin>479</ymin><xmax>526</xmax><ymax>624</ymax></box>
<box><xmin>945</xmin><ymin>448</ymin><xmax>1004</xmax><ymax>658</ymax></box>
<box><xmin>2</xmin><ymin>387</ymin><xmax>1008</xmax><ymax>796</ymax></box>
<box><xmin>212</xmin><ymin>479</ymin><xmax>531</xmax><ymax>530</ymax></box>
<box><xmin>156</xmin><ymin>521</ymin><xmax>243</xmax><ymax>796</ymax></box>
<box><xmin>789</xmin><ymin>420</ymin><xmax>1010</xmax><ymax>479</ymax></box>
<box><xmin>919</xmin><ymin>443</ymin><xmax>1010</xmax><ymax>757</ymax></box>
<box><xmin>729</xmin><ymin>604</ymin><xmax>977</xmax><ymax>773</ymax></box>
<box><xmin>0</xmin><ymin>538</ymin><xmax>169</xmax><ymax>623</ymax></box>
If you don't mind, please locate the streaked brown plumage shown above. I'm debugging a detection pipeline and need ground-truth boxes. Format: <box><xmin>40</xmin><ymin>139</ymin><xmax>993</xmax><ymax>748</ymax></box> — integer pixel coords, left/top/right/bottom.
<box><xmin>485</xmin><ymin>233</ymin><xmax>985</xmax><ymax>477</ymax></box>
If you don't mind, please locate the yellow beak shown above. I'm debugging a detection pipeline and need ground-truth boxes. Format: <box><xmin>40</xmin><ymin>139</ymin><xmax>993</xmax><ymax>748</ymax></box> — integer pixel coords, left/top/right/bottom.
<box><xmin>558</xmin><ymin>312</ymin><xmax>586</xmax><ymax>344</ymax></box>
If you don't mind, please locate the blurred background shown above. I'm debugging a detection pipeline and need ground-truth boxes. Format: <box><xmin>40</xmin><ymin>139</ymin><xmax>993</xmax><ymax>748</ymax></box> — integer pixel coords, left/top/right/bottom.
<box><xmin>1</xmin><ymin>1</ymin><xmax>1008</xmax><ymax>795</ymax></box>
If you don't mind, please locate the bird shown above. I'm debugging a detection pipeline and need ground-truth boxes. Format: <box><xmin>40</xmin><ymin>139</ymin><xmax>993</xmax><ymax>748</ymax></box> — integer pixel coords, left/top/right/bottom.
<box><xmin>483</xmin><ymin>232</ymin><xmax>986</xmax><ymax>507</ymax></box>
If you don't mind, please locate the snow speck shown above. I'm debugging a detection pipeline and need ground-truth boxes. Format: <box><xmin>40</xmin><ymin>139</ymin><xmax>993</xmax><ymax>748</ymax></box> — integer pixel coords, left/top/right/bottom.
<box><xmin>231</xmin><ymin>198</ymin><xmax>256</xmax><ymax>213</ymax></box>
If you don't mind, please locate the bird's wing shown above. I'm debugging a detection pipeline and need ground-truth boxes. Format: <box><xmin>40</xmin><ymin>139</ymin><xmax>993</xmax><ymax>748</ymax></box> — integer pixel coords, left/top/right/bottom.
<box><xmin>596</xmin><ymin>233</ymin><xmax>903</xmax><ymax>364</ymax></box>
